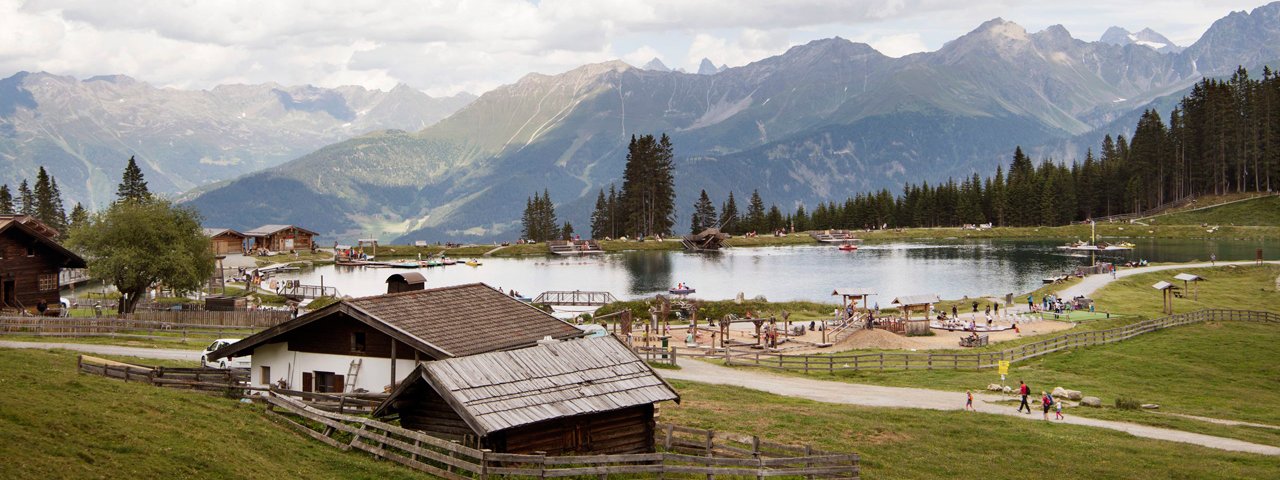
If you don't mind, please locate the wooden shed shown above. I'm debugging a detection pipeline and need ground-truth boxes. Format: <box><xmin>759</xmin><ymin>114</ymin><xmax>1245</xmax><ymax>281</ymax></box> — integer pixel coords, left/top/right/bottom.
<box><xmin>203</xmin><ymin>228</ymin><xmax>246</xmax><ymax>255</ymax></box>
<box><xmin>244</xmin><ymin>224</ymin><xmax>317</xmax><ymax>253</ymax></box>
<box><xmin>891</xmin><ymin>294</ymin><xmax>940</xmax><ymax>336</ymax></box>
<box><xmin>374</xmin><ymin>336</ymin><xmax>680</xmax><ymax>455</ymax></box>
<box><xmin>0</xmin><ymin>216</ymin><xmax>87</xmax><ymax>314</ymax></box>
<box><xmin>386</xmin><ymin>272</ymin><xmax>426</xmax><ymax>294</ymax></box>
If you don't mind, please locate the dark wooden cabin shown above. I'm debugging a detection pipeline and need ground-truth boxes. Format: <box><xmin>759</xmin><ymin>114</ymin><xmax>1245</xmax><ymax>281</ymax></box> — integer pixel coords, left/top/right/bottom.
<box><xmin>244</xmin><ymin>224</ymin><xmax>317</xmax><ymax>252</ymax></box>
<box><xmin>0</xmin><ymin>216</ymin><xmax>87</xmax><ymax>314</ymax></box>
<box><xmin>373</xmin><ymin>336</ymin><xmax>680</xmax><ymax>455</ymax></box>
<box><xmin>211</xmin><ymin>282</ymin><xmax>584</xmax><ymax>393</ymax></box>
<box><xmin>203</xmin><ymin>228</ymin><xmax>246</xmax><ymax>255</ymax></box>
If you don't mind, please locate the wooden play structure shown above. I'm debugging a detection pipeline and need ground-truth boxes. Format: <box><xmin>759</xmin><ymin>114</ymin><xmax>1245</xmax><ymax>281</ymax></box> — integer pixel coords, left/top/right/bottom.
<box><xmin>890</xmin><ymin>294</ymin><xmax>940</xmax><ymax>336</ymax></box>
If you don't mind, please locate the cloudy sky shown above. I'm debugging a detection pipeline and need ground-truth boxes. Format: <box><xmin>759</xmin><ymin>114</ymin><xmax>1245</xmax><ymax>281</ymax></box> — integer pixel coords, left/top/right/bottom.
<box><xmin>0</xmin><ymin>0</ymin><xmax>1269</xmax><ymax>97</ymax></box>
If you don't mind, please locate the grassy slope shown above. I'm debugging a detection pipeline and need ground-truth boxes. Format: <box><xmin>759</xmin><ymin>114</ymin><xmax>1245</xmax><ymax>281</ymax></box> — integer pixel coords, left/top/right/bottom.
<box><xmin>1149</xmin><ymin>195</ymin><xmax>1280</xmax><ymax>226</ymax></box>
<box><xmin>662</xmin><ymin>381</ymin><xmax>1280</xmax><ymax>479</ymax></box>
<box><xmin>0</xmin><ymin>349</ymin><xmax>418</xmax><ymax>480</ymax></box>
<box><xmin>1091</xmin><ymin>264</ymin><xmax>1280</xmax><ymax>320</ymax></box>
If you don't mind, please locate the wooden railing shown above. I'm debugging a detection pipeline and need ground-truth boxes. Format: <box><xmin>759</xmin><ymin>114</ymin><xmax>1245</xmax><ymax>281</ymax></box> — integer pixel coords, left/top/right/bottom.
<box><xmin>724</xmin><ymin>309</ymin><xmax>1278</xmax><ymax>373</ymax></box>
<box><xmin>1</xmin><ymin>315</ymin><xmax>262</xmax><ymax>340</ymax></box>
<box><xmin>77</xmin><ymin>355</ymin><xmax>249</xmax><ymax>394</ymax></box>
<box><xmin>633</xmin><ymin>345</ymin><xmax>678</xmax><ymax>366</ymax></box>
<box><xmin>264</xmin><ymin>393</ymin><xmax>859</xmax><ymax>479</ymax></box>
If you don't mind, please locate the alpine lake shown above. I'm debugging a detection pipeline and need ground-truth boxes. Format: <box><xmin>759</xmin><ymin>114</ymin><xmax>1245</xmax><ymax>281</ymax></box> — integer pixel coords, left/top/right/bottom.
<box><xmin>276</xmin><ymin>238</ymin><xmax>1278</xmax><ymax>303</ymax></box>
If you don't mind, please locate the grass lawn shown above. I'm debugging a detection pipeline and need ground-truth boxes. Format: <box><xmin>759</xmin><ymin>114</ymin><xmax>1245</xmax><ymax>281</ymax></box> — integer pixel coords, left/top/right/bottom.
<box><xmin>661</xmin><ymin>380</ymin><xmax>1280</xmax><ymax>479</ymax></box>
<box><xmin>1149</xmin><ymin>195</ymin><xmax>1280</xmax><ymax>226</ymax></box>
<box><xmin>0</xmin><ymin>348</ymin><xmax>419</xmax><ymax>480</ymax></box>
<box><xmin>1092</xmin><ymin>264</ymin><xmax>1280</xmax><ymax>319</ymax></box>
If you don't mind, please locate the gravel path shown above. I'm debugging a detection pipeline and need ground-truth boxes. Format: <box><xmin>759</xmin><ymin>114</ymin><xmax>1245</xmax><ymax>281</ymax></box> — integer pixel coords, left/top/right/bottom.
<box><xmin>0</xmin><ymin>340</ymin><xmax>203</xmax><ymax>361</ymax></box>
<box><xmin>659</xmin><ymin>359</ymin><xmax>1280</xmax><ymax>456</ymax></box>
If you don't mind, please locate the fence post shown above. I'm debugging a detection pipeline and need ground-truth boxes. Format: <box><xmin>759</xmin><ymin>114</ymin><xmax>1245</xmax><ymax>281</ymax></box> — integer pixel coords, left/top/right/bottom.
<box><xmin>665</xmin><ymin>424</ymin><xmax>675</xmax><ymax>451</ymax></box>
<box><xmin>479</xmin><ymin>449</ymin><xmax>491</xmax><ymax>480</ymax></box>
<box><xmin>535</xmin><ymin>451</ymin><xmax>547</xmax><ymax>480</ymax></box>
<box><xmin>706</xmin><ymin>429</ymin><xmax>716</xmax><ymax>480</ymax></box>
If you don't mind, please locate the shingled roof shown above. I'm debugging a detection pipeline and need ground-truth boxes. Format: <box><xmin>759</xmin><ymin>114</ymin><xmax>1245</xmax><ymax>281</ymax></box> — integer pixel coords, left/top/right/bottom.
<box><xmin>211</xmin><ymin>283</ymin><xmax>583</xmax><ymax>360</ymax></box>
<box><xmin>0</xmin><ymin>217</ymin><xmax>86</xmax><ymax>268</ymax></box>
<box><xmin>373</xmin><ymin>336</ymin><xmax>680</xmax><ymax>435</ymax></box>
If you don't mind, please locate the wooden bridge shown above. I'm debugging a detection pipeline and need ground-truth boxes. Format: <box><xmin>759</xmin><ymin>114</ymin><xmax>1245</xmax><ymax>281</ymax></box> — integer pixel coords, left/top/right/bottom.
<box><xmin>533</xmin><ymin>290</ymin><xmax>618</xmax><ymax>306</ymax></box>
<box><xmin>59</xmin><ymin>268</ymin><xmax>91</xmax><ymax>289</ymax></box>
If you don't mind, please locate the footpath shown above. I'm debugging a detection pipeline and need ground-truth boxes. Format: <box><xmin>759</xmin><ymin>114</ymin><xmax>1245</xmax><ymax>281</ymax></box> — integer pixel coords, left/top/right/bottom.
<box><xmin>659</xmin><ymin>358</ymin><xmax>1280</xmax><ymax>456</ymax></box>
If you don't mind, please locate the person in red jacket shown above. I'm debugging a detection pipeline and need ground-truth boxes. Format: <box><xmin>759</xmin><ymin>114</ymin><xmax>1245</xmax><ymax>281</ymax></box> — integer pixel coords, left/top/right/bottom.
<box><xmin>1042</xmin><ymin>391</ymin><xmax>1053</xmax><ymax>420</ymax></box>
<box><xmin>1017</xmin><ymin>380</ymin><xmax>1031</xmax><ymax>414</ymax></box>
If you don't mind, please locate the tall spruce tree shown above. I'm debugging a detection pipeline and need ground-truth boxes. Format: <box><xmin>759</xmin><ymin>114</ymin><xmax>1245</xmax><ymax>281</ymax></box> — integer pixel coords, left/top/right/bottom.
<box><xmin>719</xmin><ymin>192</ymin><xmax>739</xmax><ymax>234</ymax></box>
<box><xmin>590</xmin><ymin>188</ymin><xmax>610</xmax><ymax>239</ymax></box>
<box><xmin>17</xmin><ymin>180</ymin><xmax>34</xmax><ymax>216</ymax></box>
<box><xmin>68</xmin><ymin>203</ymin><xmax>89</xmax><ymax>233</ymax></box>
<box><xmin>744</xmin><ymin>190</ymin><xmax>765</xmax><ymax>233</ymax></box>
<box><xmin>618</xmin><ymin>134</ymin><xmax>676</xmax><ymax>237</ymax></box>
<box><xmin>0</xmin><ymin>185</ymin><xmax>12</xmax><ymax>215</ymax></box>
<box><xmin>117</xmin><ymin>156</ymin><xmax>151</xmax><ymax>202</ymax></box>
<box><xmin>690</xmin><ymin>189</ymin><xmax>717</xmax><ymax>233</ymax></box>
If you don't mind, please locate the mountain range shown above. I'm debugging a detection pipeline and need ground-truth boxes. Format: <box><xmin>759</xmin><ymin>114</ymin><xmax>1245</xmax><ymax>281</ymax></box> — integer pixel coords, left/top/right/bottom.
<box><xmin>0</xmin><ymin>73</ymin><xmax>474</xmax><ymax>208</ymax></box>
<box><xmin>182</xmin><ymin>2</ymin><xmax>1280</xmax><ymax>242</ymax></box>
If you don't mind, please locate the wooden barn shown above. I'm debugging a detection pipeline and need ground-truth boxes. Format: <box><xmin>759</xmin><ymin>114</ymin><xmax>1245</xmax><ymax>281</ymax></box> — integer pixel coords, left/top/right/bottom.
<box><xmin>210</xmin><ymin>282</ymin><xmax>584</xmax><ymax>393</ymax></box>
<box><xmin>0</xmin><ymin>215</ymin><xmax>86</xmax><ymax>314</ymax></box>
<box><xmin>203</xmin><ymin>228</ymin><xmax>246</xmax><ymax>255</ymax></box>
<box><xmin>373</xmin><ymin>336</ymin><xmax>680</xmax><ymax>455</ymax></box>
<box><xmin>244</xmin><ymin>224</ymin><xmax>317</xmax><ymax>253</ymax></box>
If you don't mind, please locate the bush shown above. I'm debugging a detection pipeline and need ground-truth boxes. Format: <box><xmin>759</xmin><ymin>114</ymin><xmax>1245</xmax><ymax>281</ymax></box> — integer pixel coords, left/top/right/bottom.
<box><xmin>1115</xmin><ymin>396</ymin><xmax>1142</xmax><ymax>410</ymax></box>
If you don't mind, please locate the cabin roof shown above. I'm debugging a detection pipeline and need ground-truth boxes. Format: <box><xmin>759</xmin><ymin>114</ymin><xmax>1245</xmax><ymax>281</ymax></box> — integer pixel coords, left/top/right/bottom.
<box><xmin>0</xmin><ymin>214</ymin><xmax>60</xmax><ymax>239</ymax></box>
<box><xmin>1152</xmin><ymin>281</ymin><xmax>1177</xmax><ymax>290</ymax></box>
<box><xmin>203</xmin><ymin>227</ymin><xmax>245</xmax><ymax>238</ymax></box>
<box><xmin>243</xmin><ymin>224</ymin><xmax>318</xmax><ymax>237</ymax></box>
<box><xmin>210</xmin><ymin>283</ymin><xmax>583</xmax><ymax>360</ymax></box>
<box><xmin>373</xmin><ymin>336</ymin><xmax>680</xmax><ymax>435</ymax></box>
<box><xmin>891</xmin><ymin>294</ymin><xmax>940</xmax><ymax>306</ymax></box>
<box><xmin>0</xmin><ymin>217</ymin><xmax>87</xmax><ymax>268</ymax></box>
<box><xmin>1173</xmin><ymin>273</ymin><xmax>1205</xmax><ymax>282</ymax></box>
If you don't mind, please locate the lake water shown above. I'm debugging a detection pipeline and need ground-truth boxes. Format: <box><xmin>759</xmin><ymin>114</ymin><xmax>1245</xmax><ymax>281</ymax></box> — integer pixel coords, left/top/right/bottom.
<box><xmin>276</xmin><ymin>238</ymin><xmax>1276</xmax><ymax>303</ymax></box>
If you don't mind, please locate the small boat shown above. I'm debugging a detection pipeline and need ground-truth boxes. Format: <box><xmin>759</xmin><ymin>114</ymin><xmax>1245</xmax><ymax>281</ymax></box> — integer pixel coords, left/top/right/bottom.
<box><xmin>386</xmin><ymin>261</ymin><xmax>420</xmax><ymax>269</ymax></box>
<box><xmin>465</xmin><ymin>260</ymin><xmax>482</xmax><ymax>267</ymax></box>
<box><xmin>442</xmin><ymin>258</ymin><xmax>457</xmax><ymax>266</ymax></box>
<box><xmin>838</xmin><ymin>244</ymin><xmax>858</xmax><ymax>251</ymax></box>
<box><xmin>420</xmin><ymin>259</ymin><xmax>443</xmax><ymax>267</ymax></box>
<box><xmin>668</xmin><ymin>287</ymin><xmax>696</xmax><ymax>295</ymax></box>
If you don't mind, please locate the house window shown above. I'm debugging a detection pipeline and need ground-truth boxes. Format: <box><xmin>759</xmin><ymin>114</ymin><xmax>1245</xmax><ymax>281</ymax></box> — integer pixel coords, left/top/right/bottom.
<box><xmin>38</xmin><ymin>274</ymin><xmax>58</xmax><ymax>292</ymax></box>
<box><xmin>26</xmin><ymin>245</ymin><xmax>35</xmax><ymax>257</ymax></box>
<box><xmin>260</xmin><ymin>366</ymin><xmax>271</xmax><ymax>386</ymax></box>
<box><xmin>351</xmin><ymin>331</ymin><xmax>367</xmax><ymax>352</ymax></box>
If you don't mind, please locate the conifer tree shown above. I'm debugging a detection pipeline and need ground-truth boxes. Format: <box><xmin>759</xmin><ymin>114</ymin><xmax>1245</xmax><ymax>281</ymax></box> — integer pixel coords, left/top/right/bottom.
<box><xmin>690</xmin><ymin>189</ymin><xmax>717</xmax><ymax>233</ymax></box>
<box><xmin>0</xmin><ymin>185</ymin><xmax>12</xmax><ymax>215</ymax></box>
<box><xmin>117</xmin><ymin>156</ymin><xmax>151</xmax><ymax>203</ymax></box>
<box><xmin>590</xmin><ymin>188</ymin><xmax>610</xmax><ymax>239</ymax></box>
<box><xmin>68</xmin><ymin>203</ymin><xmax>88</xmax><ymax>233</ymax></box>
<box><xmin>744</xmin><ymin>190</ymin><xmax>765</xmax><ymax>233</ymax></box>
<box><xmin>17</xmin><ymin>180</ymin><xmax>33</xmax><ymax>216</ymax></box>
<box><xmin>719</xmin><ymin>192</ymin><xmax>739</xmax><ymax>234</ymax></box>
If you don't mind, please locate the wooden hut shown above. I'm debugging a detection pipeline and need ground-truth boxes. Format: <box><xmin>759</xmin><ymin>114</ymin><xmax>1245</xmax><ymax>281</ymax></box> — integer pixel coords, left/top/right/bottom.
<box><xmin>0</xmin><ymin>216</ymin><xmax>87</xmax><ymax>314</ymax></box>
<box><xmin>244</xmin><ymin>224</ymin><xmax>317</xmax><ymax>253</ymax></box>
<box><xmin>832</xmin><ymin>288</ymin><xmax>876</xmax><ymax>312</ymax></box>
<box><xmin>891</xmin><ymin>294</ymin><xmax>940</xmax><ymax>335</ymax></box>
<box><xmin>1153</xmin><ymin>281</ymin><xmax>1178</xmax><ymax>314</ymax></box>
<box><xmin>386</xmin><ymin>272</ymin><xmax>426</xmax><ymax>293</ymax></box>
<box><xmin>373</xmin><ymin>336</ymin><xmax>680</xmax><ymax>454</ymax></box>
<box><xmin>210</xmin><ymin>283</ymin><xmax>584</xmax><ymax>393</ymax></box>
<box><xmin>203</xmin><ymin>228</ymin><xmax>247</xmax><ymax>255</ymax></box>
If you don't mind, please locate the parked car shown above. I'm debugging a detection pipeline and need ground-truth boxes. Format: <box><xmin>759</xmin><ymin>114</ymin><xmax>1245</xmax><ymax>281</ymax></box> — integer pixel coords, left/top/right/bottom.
<box><xmin>201</xmin><ymin>339</ymin><xmax>251</xmax><ymax>369</ymax></box>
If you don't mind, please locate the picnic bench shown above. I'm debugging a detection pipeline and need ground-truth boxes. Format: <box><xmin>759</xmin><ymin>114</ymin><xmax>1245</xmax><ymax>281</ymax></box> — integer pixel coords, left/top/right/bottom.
<box><xmin>960</xmin><ymin>334</ymin><xmax>989</xmax><ymax>347</ymax></box>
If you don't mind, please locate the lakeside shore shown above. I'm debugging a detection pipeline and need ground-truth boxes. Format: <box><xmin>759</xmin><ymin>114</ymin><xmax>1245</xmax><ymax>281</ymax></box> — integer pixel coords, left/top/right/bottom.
<box><xmin>365</xmin><ymin>223</ymin><xmax>1280</xmax><ymax>258</ymax></box>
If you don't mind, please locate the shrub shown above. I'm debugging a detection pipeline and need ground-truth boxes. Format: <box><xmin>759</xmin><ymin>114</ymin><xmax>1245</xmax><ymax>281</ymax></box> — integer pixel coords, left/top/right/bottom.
<box><xmin>1115</xmin><ymin>396</ymin><xmax>1142</xmax><ymax>410</ymax></box>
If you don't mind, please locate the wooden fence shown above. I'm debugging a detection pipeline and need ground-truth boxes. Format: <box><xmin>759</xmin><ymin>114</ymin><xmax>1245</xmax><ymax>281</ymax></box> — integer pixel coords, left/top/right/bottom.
<box><xmin>127</xmin><ymin>309</ymin><xmax>291</xmax><ymax>327</ymax></box>
<box><xmin>633</xmin><ymin>345</ymin><xmax>678</xmax><ymax>366</ymax></box>
<box><xmin>77</xmin><ymin>355</ymin><xmax>249</xmax><ymax>395</ymax></box>
<box><xmin>264</xmin><ymin>393</ymin><xmax>859</xmax><ymax>479</ymax></box>
<box><xmin>724</xmin><ymin>309</ymin><xmax>1278</xmax><ymax>373</ymax></box>
<box><xmin>1</xmin><ymin>316</ymin><xmax>261</xmax><ymax>340</ymax></box>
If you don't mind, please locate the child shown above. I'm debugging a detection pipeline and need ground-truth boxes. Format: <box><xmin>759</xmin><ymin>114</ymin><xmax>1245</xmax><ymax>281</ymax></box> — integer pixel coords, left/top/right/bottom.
<box><xmin>1042</xmin><ymin>391</ymin><xmax>1052</xmax><ymax>420</ymax></box>
<box><xmin>966</xmin><ymin>390</ymin><xmax>974</xmax><ymax>411</ymax></box>
<box><xmin>1055</xmin><ymin>399</ymin><xmax>1064</xmax><ymax>420</ymax></box>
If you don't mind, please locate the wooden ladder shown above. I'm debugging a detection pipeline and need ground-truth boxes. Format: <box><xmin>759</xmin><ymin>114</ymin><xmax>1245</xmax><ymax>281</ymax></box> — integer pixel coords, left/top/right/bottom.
<box><xmin>343</xmin><ymin>358</ymin><xmax>361</xmax><ymax>393</ymax></box>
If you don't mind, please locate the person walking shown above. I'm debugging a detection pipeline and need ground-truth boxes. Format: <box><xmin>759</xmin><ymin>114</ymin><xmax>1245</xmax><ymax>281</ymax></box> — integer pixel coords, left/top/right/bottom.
<box><xmin>1055</xmin><ymin>399</ymin><xmax>1064</xmax><ymax>420</ymax></box>
<box><xmin>951</xmin><ymin>305</ymin><xmax>958</xmax><ymax>319</ymax></box>
<box><xmin>1017</xmin><ymin>380</ymin><xmax>1031</xmax><ymax>414</ymax></box>
<box><xmin>1041</xmin><ymin>391</ymin><xmax>1052</xmax><ymax>420</ymax></box>
<box><xmin>1210</xmin><ymin>252</ymin><xmax>1216</xmax><ymax>265</ymax></box>
<box><xmin>965</xmin><ymin>390</ymin><xmax>975</xmax><ymax>411</ymax></box>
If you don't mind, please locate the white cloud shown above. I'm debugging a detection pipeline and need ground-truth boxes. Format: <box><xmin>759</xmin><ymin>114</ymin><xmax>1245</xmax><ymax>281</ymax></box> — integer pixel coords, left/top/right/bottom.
<box><xmin>0</xmin><ymin>0</ymin><xmax>1268</xmax><ymax>96</ymax></box>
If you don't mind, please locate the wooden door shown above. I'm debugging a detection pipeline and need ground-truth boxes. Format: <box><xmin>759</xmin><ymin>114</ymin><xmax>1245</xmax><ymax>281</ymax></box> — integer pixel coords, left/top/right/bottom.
<box><xmin>332</xmin><ymin>374</ymin><xmax>345</xmax><ymax>393</ymax></box>
<box><xmin>302</xmin><ymin>372</ymin><xmax>313</xmax><ymax>392</ymax></box>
